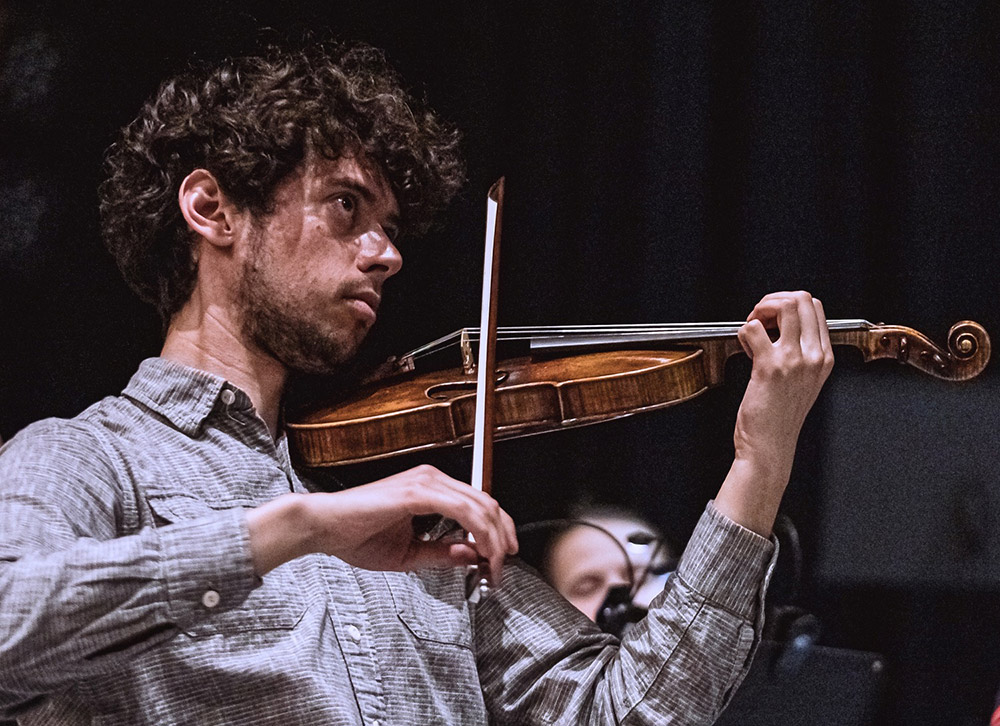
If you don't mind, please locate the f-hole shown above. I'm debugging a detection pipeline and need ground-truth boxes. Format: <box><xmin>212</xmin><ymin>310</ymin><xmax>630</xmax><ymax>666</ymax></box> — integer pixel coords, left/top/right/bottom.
<box><xmin>426</xmin><ymin>370</ymin><xmax>509</xmax><ymax>400</ymax></box>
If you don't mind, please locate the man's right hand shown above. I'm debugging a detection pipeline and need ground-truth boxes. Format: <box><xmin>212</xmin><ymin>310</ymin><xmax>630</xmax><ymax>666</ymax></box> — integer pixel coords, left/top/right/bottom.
<box><xmin>246</xmin><ymin>465</ymin><xmax>518</xmax><ymax>585</ymax></box>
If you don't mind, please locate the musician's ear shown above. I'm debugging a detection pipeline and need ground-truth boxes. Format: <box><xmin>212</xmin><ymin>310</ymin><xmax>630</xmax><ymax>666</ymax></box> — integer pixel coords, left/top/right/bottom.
<box><xmin>178</xmin><ymin>169</ymin><xmax>239</xmax><ymax>249</ymax></box>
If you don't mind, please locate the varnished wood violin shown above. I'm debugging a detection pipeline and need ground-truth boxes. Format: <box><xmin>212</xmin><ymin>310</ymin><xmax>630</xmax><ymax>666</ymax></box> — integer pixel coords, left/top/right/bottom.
<box><xmin>286</xmin><ymin>318</ymin><xmax>991</xmax><ymax>468</ymax></box>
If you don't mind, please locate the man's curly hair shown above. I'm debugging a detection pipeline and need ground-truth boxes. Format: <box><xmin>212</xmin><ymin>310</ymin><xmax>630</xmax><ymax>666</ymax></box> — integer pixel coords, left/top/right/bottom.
<box><xmin>100</xmin><ymin>42</ymin><xmax>465</xmax><ymax>322</ymax></box>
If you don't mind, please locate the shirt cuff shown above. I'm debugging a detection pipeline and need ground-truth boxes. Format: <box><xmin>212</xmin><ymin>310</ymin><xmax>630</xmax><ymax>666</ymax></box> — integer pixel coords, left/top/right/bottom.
<box><xmin>158</xmin><ymin>508</ymin><xmax>260</xmax><ymax>628</ymax></box>
<box><xmin>673</xmin><ymin>500</ymin><xmax>776</xmax><ymax>620</ymax></box>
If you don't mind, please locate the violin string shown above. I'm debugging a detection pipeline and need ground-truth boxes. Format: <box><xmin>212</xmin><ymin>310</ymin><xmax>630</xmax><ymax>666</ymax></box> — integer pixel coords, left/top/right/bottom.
<box><xmin>467</xmin><ymin>319</ymin><xmax>871</xmax><ymax>338</ymax></box>
<box><xmin>402</xmin><ymin>320</ymin><xmax>873</xmax><ymax>361</ymax></box>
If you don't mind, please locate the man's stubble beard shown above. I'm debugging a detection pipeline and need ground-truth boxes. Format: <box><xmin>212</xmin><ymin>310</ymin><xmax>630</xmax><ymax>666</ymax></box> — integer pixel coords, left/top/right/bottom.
<box><xmin>236</xmin><ymin>232</ymin><xmax>360</xmax><ymax>376</ymax></box>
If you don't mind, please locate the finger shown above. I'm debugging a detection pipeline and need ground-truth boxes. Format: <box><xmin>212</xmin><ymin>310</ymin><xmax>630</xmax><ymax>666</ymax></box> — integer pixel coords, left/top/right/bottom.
<box><xmin>746</xmin><ymin>291</ymin><xmax>795</xmax><ymax>326</ymax></box>
<box><xmin>747</xmin><ymin>294</ymin><xmax>799</xmax><ymax>349</ymax></box>
<box><xmin>388</xmin><ymin>465</ymin><xmax>488</xmax><ymax>522</ymax></box>
<box><xmin>468</xmin><ymin>529</ymin><xmax>507</xmax><ymax>587</ymax></box>
<box><xmin>439</xmin><ymin>494</ymin><xmax>517</xmax><ymax>560</ymax></box>
<box><xmin>772</xmin><ymin>295</ymin><xmax>801</xmax><ymax>345</ymax></box>
<box><xmin>814</xmin><ymin>297</ymin><xmax>835</xmax><ymax>375</ymax></box>
<box><xmin>813</xmin><ymin>297</ymin><xmax>833</xmax><ymax>356</ymax></box>
<box><xmin>396</xmin><ymin>468</ymin><xmax>511</xmax><ymax>572</ymax></box>
<box><xmin>461</xmin><ymin>532</ymin><xmax>507</xmax><ymax>588</ymax></box>
<box><xmin>406</xmin><ymin>539</ymin><xmax>481</xmax><ymax>571</ymax></box>
<box><xmin>406</xmin><ymin>467</ymin><xmax>519</xmax><ymax>557</ymax></box>
<box><xmin>468</xmin><ymin>502</ymin><xmax>518</xmax><ymax>585</ymax></box>
<box><xmin>492</xmin><ymin>522</ymin><xmax>518</xmax><ymax>588</ymax></box>
<box><xmin>392</xmin><ymin>474</ymin><xmax>499</xmax><ymax>558</ymax></box>
<box><xmin>384</xmin><ymin>465</ymin><xmax>518</xmax><ymax>584</ymax></box>
<box><xmin>432</xmin><ymin>483</ymin><xmax>508</xmax><ymax>561</ymax></box>
<box><xmin>500</xmin><ymin>508</ymin><xmax>519</xmax><ymax>556</ymax></box>
<box><xmin>795</xmin><ymin>292</ymin><xmax>821</xmax><ymax>353</ymax></box>
<box><xmin>450</xmin><ymin>484</ymin><xmax>518</xmax><ymax>557</ymax></box>
<box><xmin>738</xmin><ymin>318</ymin><xmax>772</xmax><ymax>361</ymax></box>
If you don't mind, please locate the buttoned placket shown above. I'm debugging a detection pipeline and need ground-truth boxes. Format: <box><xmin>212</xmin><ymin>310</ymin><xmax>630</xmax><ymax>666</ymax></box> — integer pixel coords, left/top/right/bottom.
<box><xmin>275</xmin><ymin>436</ymin><xmax>303</xmax><ymax>493</ymax></box>
<box><xmin>322</xmin><ymin>560</ymin><xmax>389</xmax><ymax>726</ymax></box>
<box><xmin>215</xmin><ymin>386</ymin><xmax>300</xmax><ymax>492</ymax></box>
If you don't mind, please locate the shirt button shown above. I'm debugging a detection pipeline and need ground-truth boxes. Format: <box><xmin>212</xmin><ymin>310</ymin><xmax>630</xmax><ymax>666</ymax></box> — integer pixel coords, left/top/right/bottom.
<box><xmin>201</xmin><ymin>590</ymin><xmax>221</xmax><ymax>608</ymax></box>
<box><xmin>220</xmin><ymin>389</ymin><xmax>236</xmax><ymax>406</ymax></box>
<box><xmin>347</xmin><ymin>624</ymin><xmax>362</xmax><ymax>643</ymax></box>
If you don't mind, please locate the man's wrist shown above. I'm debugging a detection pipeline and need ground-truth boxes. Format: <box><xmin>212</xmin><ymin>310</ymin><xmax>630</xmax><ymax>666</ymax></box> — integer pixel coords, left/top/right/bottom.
<box><xmin>714</xmin><ymin>455</ymin><xmax>792</xmax><ymax>537</ymax></box>
<box><xmin>246</xmin><ymin>493</ymin><xmax>315</xmax><ymax>575</ymax></box>
<box><xmin>731</xmin><ymin>448</ymin><xmax>794</xmax><ymax>489</ymax></box>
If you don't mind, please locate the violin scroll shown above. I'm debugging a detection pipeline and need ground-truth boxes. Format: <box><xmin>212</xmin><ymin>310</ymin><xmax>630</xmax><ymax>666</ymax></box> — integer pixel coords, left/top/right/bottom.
<box><xmin>839</xmin><ymin>320</ymin><xmax>991</xmax><ymax>382</ymax></box>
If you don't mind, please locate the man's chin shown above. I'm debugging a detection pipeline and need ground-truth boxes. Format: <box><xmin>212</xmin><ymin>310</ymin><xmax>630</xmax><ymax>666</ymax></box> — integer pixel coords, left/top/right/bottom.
<box><xmin>284</xmin><ymin>349</ymin><xmax>355</xmax><ymax>376</ymax></box>
<box><xmin>262</xmin><ymin>337</ymin><xmax>355</xmax><ymax>377</ymax></box>
<box><xmin>249</xmin><ymin>313</ymin><xmax>368</xmax><ymax>376</ymax></box>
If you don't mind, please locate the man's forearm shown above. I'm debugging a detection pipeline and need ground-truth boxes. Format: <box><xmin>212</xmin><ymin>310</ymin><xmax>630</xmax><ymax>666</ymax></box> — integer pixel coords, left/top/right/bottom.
<box><xmin>714</xmin><ymin>452</ymin><xmax>794</xmax><ymax>537</ymax></box>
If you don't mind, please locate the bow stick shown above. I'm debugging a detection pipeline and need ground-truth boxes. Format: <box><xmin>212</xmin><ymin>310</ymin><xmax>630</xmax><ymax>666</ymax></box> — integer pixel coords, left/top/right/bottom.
<box><xmin>467</xmin><ymin>177</ymin><xmax>505</xmax><ymax>602</ymax></box>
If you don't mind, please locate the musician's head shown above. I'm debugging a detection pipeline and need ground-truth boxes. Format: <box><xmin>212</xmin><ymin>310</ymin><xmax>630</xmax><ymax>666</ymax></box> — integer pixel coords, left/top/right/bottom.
<box><xmin>100</xmin><ymin>42</ymin><xmax>464</xmax><ymax>372</ymax></box>
<box><xmin>542</xmin><ymin>504</ymin><xmax>676</xmax><ymax>622</ymax></box>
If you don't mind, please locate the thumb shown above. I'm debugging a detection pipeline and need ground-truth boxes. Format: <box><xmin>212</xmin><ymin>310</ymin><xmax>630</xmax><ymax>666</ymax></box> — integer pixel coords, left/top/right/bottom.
<box><xmin>738</xmin><ymin>318</ymin><xmax>771</xmax><ymax>360</ymax></box>
<box><xmin>406</xmin><ymin>540</ymin><xmax>481</xmax><ymax>570</ymax></box>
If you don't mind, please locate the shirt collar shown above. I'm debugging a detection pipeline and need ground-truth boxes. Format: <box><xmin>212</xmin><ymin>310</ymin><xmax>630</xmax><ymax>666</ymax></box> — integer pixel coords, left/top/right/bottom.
<box><xmin>122</xmin><ymin>357</ymin><xmax>249</xmax><ymax>436</ymax></box>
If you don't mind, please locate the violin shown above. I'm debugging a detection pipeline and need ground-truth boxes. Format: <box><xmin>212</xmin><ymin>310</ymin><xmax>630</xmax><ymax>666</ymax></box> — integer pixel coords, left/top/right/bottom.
<box><xmin>286</xmin><ymin>318</ymin><xmax>991</xmax><ymax>468</ymax></box>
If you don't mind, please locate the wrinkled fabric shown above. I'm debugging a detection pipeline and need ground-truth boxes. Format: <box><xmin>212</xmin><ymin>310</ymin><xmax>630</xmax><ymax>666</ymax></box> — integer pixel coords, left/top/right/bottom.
<box><xmin>0</xmin><ymin>357</ymin><xmax>775</xmax><ymax>725</ymax></box>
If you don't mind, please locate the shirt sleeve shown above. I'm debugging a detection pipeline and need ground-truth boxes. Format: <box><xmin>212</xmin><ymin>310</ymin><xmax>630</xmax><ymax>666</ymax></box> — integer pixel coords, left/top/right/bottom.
<box><xmin>0</xmin><ymin>419</ymin><xmax>260</xmax><ymax>712</ymax></box>
<box><xmin>475</xmin><ymin>501</ymin><xmax>776</xmax><ymax>725</ymax></box>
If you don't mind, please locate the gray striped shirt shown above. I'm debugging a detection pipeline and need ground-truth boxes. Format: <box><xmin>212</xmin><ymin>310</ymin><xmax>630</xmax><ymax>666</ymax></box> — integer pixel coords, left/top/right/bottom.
<box><xmin>0</xmin><ymin>357</ymin><xmax>775</xmax><ymax>725</ymax></box>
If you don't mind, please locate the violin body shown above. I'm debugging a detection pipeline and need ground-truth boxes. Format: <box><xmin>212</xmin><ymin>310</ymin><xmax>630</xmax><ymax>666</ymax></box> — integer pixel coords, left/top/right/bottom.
<box><xmin>289</xmin><ymin>347</ymin><xmax>720</xmax><ymax>467</ymax></box>
<box><xmin>286</xmin><ymin>320</ymin><xmax>991</xmax><ymax>467</ymax></box>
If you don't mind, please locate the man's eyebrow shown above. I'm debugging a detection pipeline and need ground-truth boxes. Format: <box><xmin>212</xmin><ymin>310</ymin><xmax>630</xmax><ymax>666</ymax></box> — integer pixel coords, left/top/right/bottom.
<box><xmin>331</xmin><ymin>178</ymin><xmax>375</xmax><ymax>201</ymax></box>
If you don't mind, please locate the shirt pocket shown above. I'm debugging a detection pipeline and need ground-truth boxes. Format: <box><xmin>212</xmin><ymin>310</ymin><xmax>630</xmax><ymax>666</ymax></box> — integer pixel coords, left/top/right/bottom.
<box><xmin>146</xmin><ymin>494</ymin><xmax>308</xmax><ymax>637</ymax></box>
<box><xmin>384</xmin><ymin>570</ymin><xmax>473</xmax><ymax>649</ymax></box>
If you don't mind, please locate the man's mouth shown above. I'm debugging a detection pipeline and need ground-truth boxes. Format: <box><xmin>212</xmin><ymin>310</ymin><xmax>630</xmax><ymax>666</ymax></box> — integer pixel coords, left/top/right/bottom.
<box><xmin>345</xmin><ymin>290</ymin><xmax>380</xmax><ymax>323</ymax></box>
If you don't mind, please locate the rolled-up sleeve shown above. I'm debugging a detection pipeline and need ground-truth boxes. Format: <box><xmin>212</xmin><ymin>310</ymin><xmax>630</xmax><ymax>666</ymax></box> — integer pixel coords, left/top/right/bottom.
<box><xmin>477</xmin><ymin>501</ymin><xmax>776</xmax><ymax>725</ymax></box>
<box><xmin>614</xmin><ymin>500</ymin><xmax>775</xmax><ymax>723</ymax></box>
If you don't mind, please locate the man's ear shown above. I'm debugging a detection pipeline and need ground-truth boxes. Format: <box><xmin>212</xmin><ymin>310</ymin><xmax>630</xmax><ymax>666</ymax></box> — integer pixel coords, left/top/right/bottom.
<box><xmin>178</xmin><ymin>169</ymin><xmax>239</xmax><ymax>248</ymax></box>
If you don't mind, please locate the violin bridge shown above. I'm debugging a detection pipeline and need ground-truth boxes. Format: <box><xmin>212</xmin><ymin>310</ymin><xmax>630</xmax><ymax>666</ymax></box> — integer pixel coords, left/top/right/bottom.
<box><xmin>460</xmin><ymin>329</ymin><xmax>476</xmax><ymax>376</ymax></box>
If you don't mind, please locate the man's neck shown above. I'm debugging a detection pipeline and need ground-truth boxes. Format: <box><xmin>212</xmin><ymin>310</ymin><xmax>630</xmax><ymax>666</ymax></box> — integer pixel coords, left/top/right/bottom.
<box><xmin>161</xmin><ymin>303</ymin><xmax>287</xmax><ymax>438</ymax></box>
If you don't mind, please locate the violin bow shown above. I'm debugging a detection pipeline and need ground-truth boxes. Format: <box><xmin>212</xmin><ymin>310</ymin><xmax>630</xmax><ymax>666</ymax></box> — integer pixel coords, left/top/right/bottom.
<box><xmin>467</xmin><ymin>177</ymin><xmax>505</xmax><ymax>602</ymax></box>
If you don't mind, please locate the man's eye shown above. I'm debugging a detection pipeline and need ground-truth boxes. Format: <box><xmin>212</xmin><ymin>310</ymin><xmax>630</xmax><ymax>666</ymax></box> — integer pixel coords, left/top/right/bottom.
<box><xmin>568</xmin><ymin>576</ymin><xmax>602</xmax><ymax>598</ymax></box>
<box><xmin>336</xmin><ymin>194</ymin><xmax>356</xmax><ymax>212</ymax></box>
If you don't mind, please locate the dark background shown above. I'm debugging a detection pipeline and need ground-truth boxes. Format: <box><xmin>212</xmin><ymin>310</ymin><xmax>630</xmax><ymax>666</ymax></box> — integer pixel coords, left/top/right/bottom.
<box><xmin>1</xmin><ymin>2</ymin><xmax>998</xmax><ymax>724</ymax></box>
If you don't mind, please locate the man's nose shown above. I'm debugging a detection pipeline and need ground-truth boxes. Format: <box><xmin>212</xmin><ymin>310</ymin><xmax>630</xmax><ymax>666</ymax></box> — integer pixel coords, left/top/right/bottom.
<box><xmin>358</xmin><ymin>226</ymin><xmax>403</xmax><ymax>278</ymax></box>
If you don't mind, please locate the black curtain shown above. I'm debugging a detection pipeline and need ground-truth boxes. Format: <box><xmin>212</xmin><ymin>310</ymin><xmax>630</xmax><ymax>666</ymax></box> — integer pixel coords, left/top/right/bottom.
<box><xmin>2</xmin><ymin>2</ymin><xmax>999</xmax><ymax>723</ymax></box>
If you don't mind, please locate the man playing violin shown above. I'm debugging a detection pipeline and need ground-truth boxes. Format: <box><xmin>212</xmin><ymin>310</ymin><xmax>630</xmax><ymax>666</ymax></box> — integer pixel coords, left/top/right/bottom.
<box><xmin>0</xmin><ymin>42</ymin><xmax>833</xmax><ymax>724</ymax></box>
